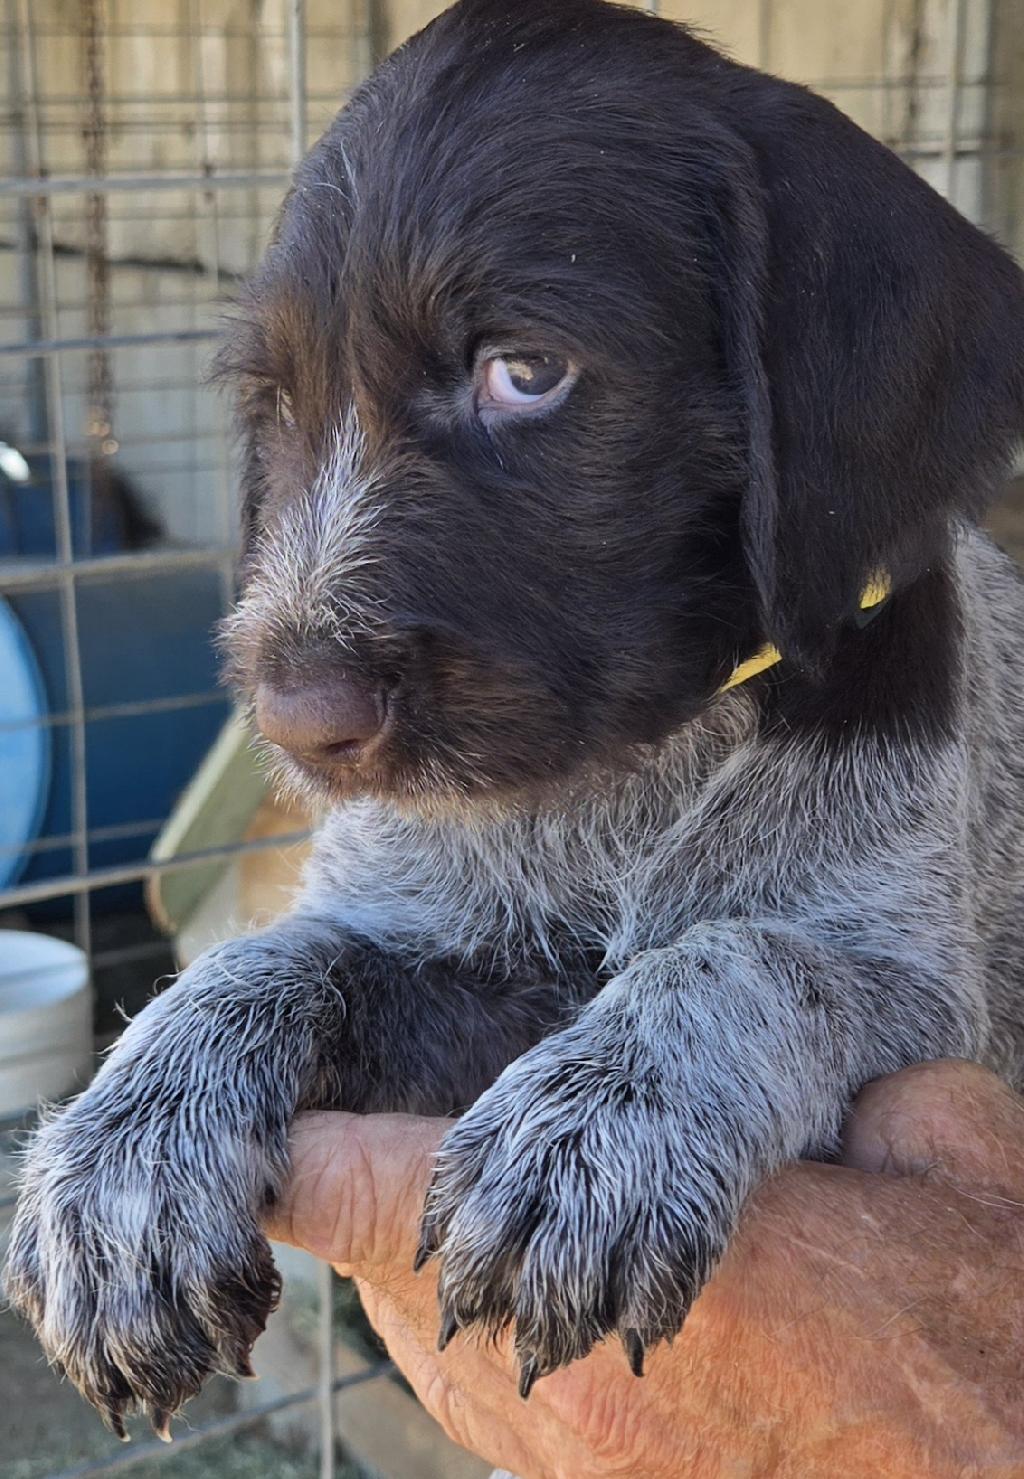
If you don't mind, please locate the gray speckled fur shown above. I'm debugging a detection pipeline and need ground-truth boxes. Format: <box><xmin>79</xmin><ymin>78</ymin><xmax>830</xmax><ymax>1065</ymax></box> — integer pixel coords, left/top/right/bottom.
<box><xmin>6</xmin><ymin>526</ymin><xmax>1024</xmax><ymax>1430</ymax></box>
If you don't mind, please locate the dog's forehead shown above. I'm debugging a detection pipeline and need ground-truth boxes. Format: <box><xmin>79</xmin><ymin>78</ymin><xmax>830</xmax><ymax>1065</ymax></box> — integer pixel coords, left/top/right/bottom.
<box><xmin>291</xmin><ymin>5</ymin><xmax>697</xmax><ymax>274</ymax></box>
<box><xmin>238</xmin><ymin>1</ymin><xmax>714</xmax><ymax>411</ymax></box>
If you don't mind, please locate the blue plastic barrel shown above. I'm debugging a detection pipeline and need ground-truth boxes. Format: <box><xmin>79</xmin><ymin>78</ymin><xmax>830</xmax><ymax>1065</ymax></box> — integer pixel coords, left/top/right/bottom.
<box><xmin>0</xmin><ymin>599</ymin><xmax>51</xmax><ymax>888</ymax></box>
<box><xmin>3</xmin><ymin>570</ymin><xmax>230</xmax><ymax>907</ymax></box>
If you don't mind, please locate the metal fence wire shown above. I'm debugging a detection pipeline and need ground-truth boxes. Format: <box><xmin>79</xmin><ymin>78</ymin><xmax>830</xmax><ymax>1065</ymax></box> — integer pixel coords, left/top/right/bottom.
<box><xmin>0</xmin><ymin>1</ymin><xmax>1022</xmax><ymax>1476</ymax></box>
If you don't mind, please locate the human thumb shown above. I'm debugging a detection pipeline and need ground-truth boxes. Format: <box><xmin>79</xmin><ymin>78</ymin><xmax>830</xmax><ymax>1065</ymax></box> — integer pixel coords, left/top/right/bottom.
<box><xmin>841</xmin><ymin>1058</ymin><xmax>1024</xmax><ymax>1200</ymax></box>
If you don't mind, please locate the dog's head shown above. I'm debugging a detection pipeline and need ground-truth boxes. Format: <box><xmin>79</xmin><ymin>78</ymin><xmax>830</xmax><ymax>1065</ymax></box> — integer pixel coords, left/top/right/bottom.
<box><xmin>217</xmin><ymin>0</ymin><xmax>1024</xmax><ymax>811</ymax></box>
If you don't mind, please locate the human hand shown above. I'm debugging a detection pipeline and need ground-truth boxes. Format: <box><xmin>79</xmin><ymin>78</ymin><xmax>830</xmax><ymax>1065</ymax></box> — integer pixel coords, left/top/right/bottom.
<box><xmin>266</xmin><ymin>1061</ymin><xmax>1024</xmax><ymax>1479</ymax></box>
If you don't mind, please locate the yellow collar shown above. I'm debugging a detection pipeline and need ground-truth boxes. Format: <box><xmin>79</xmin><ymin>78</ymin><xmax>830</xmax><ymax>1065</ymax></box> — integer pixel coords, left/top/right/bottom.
<box><xmin>718</xmin><ymin>576</ymin><xmax>892</xmax><ymax>695</ymax></box>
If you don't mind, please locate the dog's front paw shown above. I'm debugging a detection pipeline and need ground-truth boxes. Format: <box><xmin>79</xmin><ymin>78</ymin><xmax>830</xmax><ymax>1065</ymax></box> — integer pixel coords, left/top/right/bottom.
<box><xmin>416</xmin><ymin>1035</ymin><xmax>737</xmax><ymax>1394</ymax></box>
<box><xmin>4</xmin><ymin>1082</ymin><xmax>283</xmax><ymax>1439</ymax></box>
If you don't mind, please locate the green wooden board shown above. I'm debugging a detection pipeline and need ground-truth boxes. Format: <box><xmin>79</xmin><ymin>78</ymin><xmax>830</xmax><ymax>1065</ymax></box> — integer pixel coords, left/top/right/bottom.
<box><xmin>148</xmin><ymin>711</ymin><xmax>268</xmax><ymax>935</ymax></box>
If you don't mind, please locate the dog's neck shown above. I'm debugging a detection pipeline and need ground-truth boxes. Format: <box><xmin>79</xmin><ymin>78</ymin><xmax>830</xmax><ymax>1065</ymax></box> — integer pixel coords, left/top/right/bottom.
<box><xmin>718</xmin><ymin>575</ymin><xmax>893</xmax><ymax>695</ymax></box>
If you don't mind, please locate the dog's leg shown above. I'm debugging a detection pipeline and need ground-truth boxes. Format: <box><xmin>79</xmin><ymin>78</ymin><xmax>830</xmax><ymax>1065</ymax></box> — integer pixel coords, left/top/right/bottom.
<box><xmin>3</xmin><ymin>912</ymin><xmax>572</xmax><ymax>1436</ymax></box>
<box><xmin>420</xmin><ymin>917</ymin><xmax>987</xmax><ymax>1390</ymax></box>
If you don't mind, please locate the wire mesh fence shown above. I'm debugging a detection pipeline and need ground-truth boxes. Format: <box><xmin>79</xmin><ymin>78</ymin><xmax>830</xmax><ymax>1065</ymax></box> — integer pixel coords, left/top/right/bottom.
<box><xmin>1</xmin><ymin>2</ymin><xmax>1022</xmax><ymax>1477</ymax></box>
<box><xmin>0</xmin><ymin>7</ymin><xmax>390</xmax><ymax>1475</ymax></box>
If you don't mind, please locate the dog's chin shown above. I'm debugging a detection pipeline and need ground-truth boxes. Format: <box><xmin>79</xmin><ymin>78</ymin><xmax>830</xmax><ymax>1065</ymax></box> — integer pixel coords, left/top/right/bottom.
<box><xmin>258</xmin><ymin>738</ymin><xmax>531</xmax><ymax>822</ymax></box>
<box><xmin>259</xmin><ymin>723</ymin><xmax>702</xmax><ymax>826</ymax></box>
<box><xmin>257</xmin><ymin>722</ymin><xmax>653</xmax><ymax>823</ymax></box>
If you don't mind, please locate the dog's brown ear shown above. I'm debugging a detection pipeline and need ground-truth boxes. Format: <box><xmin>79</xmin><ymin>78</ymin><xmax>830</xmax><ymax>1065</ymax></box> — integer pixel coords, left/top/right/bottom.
<box><xmin>710</xmin><ymin>82</ymin><xmax>1024</xmax><ymax>669</ymax></box>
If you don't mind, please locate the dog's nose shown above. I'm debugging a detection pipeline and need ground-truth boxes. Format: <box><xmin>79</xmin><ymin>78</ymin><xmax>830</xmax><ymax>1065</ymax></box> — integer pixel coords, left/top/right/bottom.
<box><xmin>254</xmin><ymin>677</ymin><xmax>386</xmax><ymax>765</ymax></box>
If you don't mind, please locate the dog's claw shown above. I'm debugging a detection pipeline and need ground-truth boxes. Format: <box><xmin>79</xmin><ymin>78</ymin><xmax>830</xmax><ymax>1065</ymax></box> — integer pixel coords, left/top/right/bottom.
<box><xmin>518</xmin><ymin>1354</ymin><xmax>540</xmax><ymax>1400</ymax></box>
<box><xmin>624</xmin><ymin>1328</ymin><xmax>645</xmax><ymax>1377</ymax></box>
<box><xmin>95</xmin><ymin>1387</ymin><xmax>132</xmax><ymax>1444</ymax></box>
<box><xmin>414</xmin><ymin>1215</ymin><xmax>441</xmax><ymax>1273</ymax></box>
<box><xmin>437</xmin><ymin>1309</ymin><xmax>460</xmax><ymax>1352</ymax></box>
<box><xmin>107</xmin><ymin>1410</ymin><xmax>129</xmax><ymax>1443</ymax></box>
<box><xmin>152</xmin><ymin>1410</ymin><xmax>173</xmax><ymax>1443</ymax></box>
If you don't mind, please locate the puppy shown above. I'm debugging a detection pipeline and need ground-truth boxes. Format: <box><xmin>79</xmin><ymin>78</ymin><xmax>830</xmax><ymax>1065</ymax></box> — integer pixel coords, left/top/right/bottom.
<box><xmin>7</xmin><ymin>0</ymin><xmax>1024</xmax><ymax>1439</ymax></box>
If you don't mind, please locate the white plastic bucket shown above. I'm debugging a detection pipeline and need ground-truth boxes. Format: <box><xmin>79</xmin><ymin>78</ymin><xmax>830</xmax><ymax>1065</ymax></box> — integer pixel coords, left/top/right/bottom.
<box><xmin>0</xmin><ymin>930</ymin><xmax>93</xmax><ymax>1119</ymax></box>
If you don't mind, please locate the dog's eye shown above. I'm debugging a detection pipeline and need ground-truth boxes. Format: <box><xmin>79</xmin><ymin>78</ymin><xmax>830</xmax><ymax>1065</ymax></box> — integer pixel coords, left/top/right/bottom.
<box><xmin>479</xmin><ymin>353</ymin><xmax>573</xmax><ymax>412</ymax></box>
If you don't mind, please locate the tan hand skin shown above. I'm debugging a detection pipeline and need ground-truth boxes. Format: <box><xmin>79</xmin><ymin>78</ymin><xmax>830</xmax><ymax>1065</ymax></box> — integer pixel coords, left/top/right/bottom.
<box><xmin>265</xmin><ymin>1061</ymin><xmax>1024</xmax><ymax>1479</ymax></box>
